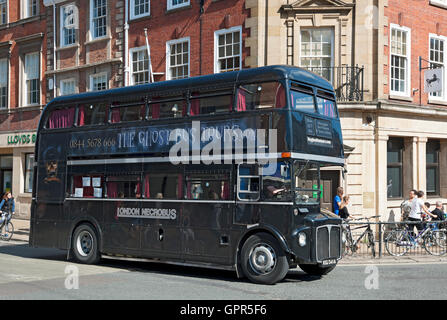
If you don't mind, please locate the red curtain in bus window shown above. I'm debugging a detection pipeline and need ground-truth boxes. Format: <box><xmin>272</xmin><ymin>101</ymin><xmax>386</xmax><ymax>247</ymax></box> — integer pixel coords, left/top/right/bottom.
<box><xmin>186</xmin><ymin>181</ymin><xmax>192</xmax><ymax>199</ymax></box>
<box><xmin>275</xmin><ymin>84</ymin><xmax>286</xmax><ymax>108</ymax></box>
<box><xmin>107</xmin><ymin>182</ymin><xmax>118</xmax><ymax>198</ymax></box>
<box><xmin>144</xmin><ymin>174</ymin><xmax>150</xmax><ymax>198</ymax></box>
<box><xmin>48</xmin><ymin>107</ymin><xmax>75</xmax><ymax>128</ymax></box>
<box><xmin>237</xmin><ymin>90</ymin><xmax>246</xmax><ymax>111</ymax></box>
<box><xmin>151</xmin><ymin>104</ymin><xmax>160</xmax><ymax>119</ymax></box>
<box><xmin>177</xmin><ymin>174</ymin><xmax>183</xmax><ymax>199</ymax></box>
<box><xmin>190</xmin><ymin>92</ymin><xmax>200</xmax><ymax>116</ymax></box>
<box><xmin>221</xmin><ymin>181</ymin><xmax>230</xmax><ymax>200</ymax></box>
<box><xmin>78</xmin><ymin>106</ymin><xmax>85</xmax><ymax>126</ymax></box>
<box><xmin>111</xmin><ymin>108</ymin><xmax>120</xmax><ymax>123</ymax></box>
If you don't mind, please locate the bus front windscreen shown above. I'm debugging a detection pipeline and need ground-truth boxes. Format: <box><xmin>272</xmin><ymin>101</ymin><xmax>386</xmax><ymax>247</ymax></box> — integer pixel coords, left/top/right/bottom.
<box><xmin>293</xmin><ymin>161</ymin><xmax>320</xmax><ymax>204</ymax></box>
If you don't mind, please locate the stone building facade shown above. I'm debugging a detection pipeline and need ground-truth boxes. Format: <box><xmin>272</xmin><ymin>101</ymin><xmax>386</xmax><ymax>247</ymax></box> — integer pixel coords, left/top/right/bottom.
<box><xmin>244</xmin><ymin>0</ymin><xmax>447</xmax><ymax>220</ymax></box>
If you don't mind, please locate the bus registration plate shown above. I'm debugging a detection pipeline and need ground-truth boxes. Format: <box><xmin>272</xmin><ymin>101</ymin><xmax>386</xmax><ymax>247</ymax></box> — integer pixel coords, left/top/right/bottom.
<box><xmin>322</xmin><ymin>259</ymin><xmax>337</xmax><ymax>266</ymax></box>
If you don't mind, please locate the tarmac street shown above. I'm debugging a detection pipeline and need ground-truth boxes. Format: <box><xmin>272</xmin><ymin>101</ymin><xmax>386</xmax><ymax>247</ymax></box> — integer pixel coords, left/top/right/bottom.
<box><xmin>1</xmin><ymin>219</ymin><xmax>447</xmax><ymax>300</ymax></box>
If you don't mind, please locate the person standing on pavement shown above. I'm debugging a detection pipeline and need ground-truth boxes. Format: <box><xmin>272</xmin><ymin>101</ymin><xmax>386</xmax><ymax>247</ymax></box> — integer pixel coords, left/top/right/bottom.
<box><xmin>0</xmin><ymin>192</ymin><xmax>15</xmax><ymax>233</ymax></box>
<box><xmin>408</xmin><ymin>190</ymin><xmax>434</xmax><ymax>235</ymax></box>
<box><xmin>339</xmin><ymin>195</ymin><xmax>351</xmax><ymax>219</ymax></box>
<box><xmin>333</xmin><ymin>187</ymin><xmax>343</xmax><ymax>216</ymax></box>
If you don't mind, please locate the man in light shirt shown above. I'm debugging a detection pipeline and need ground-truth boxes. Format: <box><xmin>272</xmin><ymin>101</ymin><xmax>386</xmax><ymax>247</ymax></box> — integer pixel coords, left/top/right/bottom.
<box><xmin>407</xmin><ymin>190</ymin><xmax>435</xmax><ymax>236</ymax></box>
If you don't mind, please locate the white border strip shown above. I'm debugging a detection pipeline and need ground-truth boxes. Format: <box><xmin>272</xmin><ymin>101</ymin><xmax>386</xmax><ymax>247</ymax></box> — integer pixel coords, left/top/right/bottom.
<box><xmin>67</xmin><ymin>153</ymin><xmax>345</xmax><ymax>166</ymax></box>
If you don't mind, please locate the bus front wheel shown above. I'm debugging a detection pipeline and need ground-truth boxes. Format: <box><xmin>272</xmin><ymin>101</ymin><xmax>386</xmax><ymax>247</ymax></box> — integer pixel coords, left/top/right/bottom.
<box><xmin>71</xmin><ymin>223</ymin><xmax>101</xmax><ymax>264</ymax></box>
<box><xmin>240</xmin><ymin>233</ymin><xmax>289</xmax><ymax>285</ymax></box>
<box><xmin>299</xmin><ymin>263</ymin><xmax>336</xmax><ymax>276</ymax></box>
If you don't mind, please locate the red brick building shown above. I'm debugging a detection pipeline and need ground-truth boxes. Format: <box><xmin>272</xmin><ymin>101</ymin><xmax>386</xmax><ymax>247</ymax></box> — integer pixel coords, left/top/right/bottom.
<box><xmin>0</xmin><ymin>0</ymin><xmax>46</xmax><ymax>218</ymax></box>
<box><xmin>43</xmin><ymin>0</ymin><xmax>249</xmax><ymax>99</ymax></box>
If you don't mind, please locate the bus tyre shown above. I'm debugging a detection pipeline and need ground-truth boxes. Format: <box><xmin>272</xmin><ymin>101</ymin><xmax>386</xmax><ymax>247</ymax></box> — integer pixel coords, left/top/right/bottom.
<box><xmin>299</xmin><ymin>263</ymin><xmax>336</xmax><ymax>276</ymax></box>
<box><xmin>71</xmin><ymin>224</ymin><xmax>100</xmax><ymax>264</ymax></box>
<box><xmin>240</xmin><ymin>233</ymin><xmax>289</xmax><ymax>285</ymax></box>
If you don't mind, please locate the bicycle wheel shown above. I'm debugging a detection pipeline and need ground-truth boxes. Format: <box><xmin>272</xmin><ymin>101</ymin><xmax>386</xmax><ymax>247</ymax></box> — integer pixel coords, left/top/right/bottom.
<box><xmin>385</xmin><ymin>229</ymin><xmax>410</xmax><ymax>256</ymax></box>
<box><xmin>367</xmin><ymin>230</ymin><xmax>376</xmax><ymax>258</ymax></box>
<box><xmin>342</xmin><ymin>230</ymin><xmax>354</xmax><ymax>256</ymax></box>
<box><xmin>0</xmin><ymin>221</ymin><xmax>13</xmax><ymax>241</ymax></box>
<box><xmin>424</xmin><ymin>230</ymin><xmax>447</xmax><ymax>256</ymax></box>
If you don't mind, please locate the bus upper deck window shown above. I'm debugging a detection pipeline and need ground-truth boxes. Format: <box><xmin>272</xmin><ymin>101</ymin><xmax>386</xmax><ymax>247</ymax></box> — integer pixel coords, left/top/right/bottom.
<box><xmin>290</xmin><ymin>90</ymin><xmax>315</xmax><ymax>114</ymax></box>
<box><xmin>316</xmin><ymin>96</ymin><xmax>337</xmax><ymax>118</ymax></box>
<box><xmin>149</xmin><ymin>98</ymin><xmax>186</xmax><ymax>119</ymax></box>
<box><xmin>78</xmin><ymin>103</ymin><xmax>107</xmax><ymax>126</ymax></box>
<box><xmin>190</xmin><ymin>89</ymin><xmax>233</xmax><ymax>116</ymax></box>
<box><xmin>47</xmin><ymin>107</ymin><xmax>75</xmax><ymax>129</ymax></box>
<box><xmin>237</xmin><ymin>82</ymin><xmax>286</xmax><ymax>111</ymax></box>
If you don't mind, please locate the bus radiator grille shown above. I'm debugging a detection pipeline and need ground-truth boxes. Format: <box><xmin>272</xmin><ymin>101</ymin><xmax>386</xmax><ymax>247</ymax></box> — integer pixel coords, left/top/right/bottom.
<box><xmin>316</xmin><ymin>225</ymin><xmax>341</xmax><ymax>261</ymax></box>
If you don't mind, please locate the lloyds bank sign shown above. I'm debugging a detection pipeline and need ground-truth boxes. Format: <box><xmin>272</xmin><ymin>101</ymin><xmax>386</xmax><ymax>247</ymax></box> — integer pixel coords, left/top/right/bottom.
<box><xmin>7</xmin><ymin>133</ymin><xmax>37</xmax><ymax>145</ymax></box>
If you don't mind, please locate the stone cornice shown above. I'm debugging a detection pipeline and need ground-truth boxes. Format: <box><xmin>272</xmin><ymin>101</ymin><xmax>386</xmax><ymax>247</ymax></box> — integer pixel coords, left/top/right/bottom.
<box><xmin>338</xmin><ymin>100</ymin><xmax>447</xmax><ymax>118</ymax></box>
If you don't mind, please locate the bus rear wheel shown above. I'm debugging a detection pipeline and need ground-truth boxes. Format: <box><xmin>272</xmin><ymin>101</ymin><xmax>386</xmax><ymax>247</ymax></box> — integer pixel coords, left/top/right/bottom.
<box><xmin>299</xmin><ymin>263</ymin><xmax>336</xmax><ymax>276</ymax></box>
<box><xmin>71</xmin><ymin>223</ymin><xmax>100</xmax><ymax>264</ymax></box>
<box><xmin>240</xmin><ymin>233</ymin><xmax>289</xmax><ymax>285</ymax></box>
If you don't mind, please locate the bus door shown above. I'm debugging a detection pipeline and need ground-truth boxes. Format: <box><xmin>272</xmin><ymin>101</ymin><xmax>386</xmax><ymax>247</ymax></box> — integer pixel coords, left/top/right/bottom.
<box><xmin>140</xmin><ymin>164</ymin><xmax>183</xmax><ymax>259</ymax></box>
<box><xmin>182</xmin><ymin>166</ymin><xmax>233</xmax><ymax>264</ymax></box>
<box><xmin>102</xmin><ymin>165</ymin><xmax>142</xmax><ymax>255</ymax></box>
<box><xmin>34</xmin><ymin>159</ymin><xmax>68</xmax><ymax>249</ymax></box>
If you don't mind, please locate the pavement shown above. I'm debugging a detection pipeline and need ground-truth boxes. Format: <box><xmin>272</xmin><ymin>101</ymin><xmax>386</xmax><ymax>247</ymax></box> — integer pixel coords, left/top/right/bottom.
<box><xmin>7</xmin><ymin>218</ymin><xmax>447</xmax><ymax>265</ymax></box>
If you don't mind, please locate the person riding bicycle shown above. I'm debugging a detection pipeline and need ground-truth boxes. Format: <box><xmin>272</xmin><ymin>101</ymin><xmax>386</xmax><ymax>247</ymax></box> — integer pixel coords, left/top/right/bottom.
<box><xmin>0</xmin><ymin>192</ymin><xmax>15</xmax><ymax>234</ymax></box>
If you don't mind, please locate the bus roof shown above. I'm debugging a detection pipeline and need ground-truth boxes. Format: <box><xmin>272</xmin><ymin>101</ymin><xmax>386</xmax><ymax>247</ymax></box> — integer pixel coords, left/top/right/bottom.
<box><xmin>45</xmin><ymin>65</ymin><xmax>333</xmax><ymax>109</ymax></box>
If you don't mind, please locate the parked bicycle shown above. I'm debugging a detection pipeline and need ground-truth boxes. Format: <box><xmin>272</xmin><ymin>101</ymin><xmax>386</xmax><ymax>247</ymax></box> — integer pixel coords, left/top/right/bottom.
<box><xmin>0</xmin><ymin>211</ymin><xmax>14</xmax><ymax>241</ymax></box>
<box><xmin>342</xmin><ymin>215</ymin><xmax>380</xmax><ymax>257</ymax></box>
<box><xmin>385</xmin><ymin>217</ymin><xmax>447</xmax><ymax>256</ymax></box>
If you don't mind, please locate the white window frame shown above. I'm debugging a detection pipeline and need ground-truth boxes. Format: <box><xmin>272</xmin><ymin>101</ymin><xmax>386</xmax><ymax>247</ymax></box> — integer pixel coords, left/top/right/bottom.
<box><xmin>0</xmin><ymin>0</ymin><xmax>8</xmax><ymax>25</ymax></box>
<box><xmin>90</xmin><ymin>0</ymin><xmax>107</xmax><ymax>41</ymax></box>
<box><xmin>428</xmin><ymin>34</ymin><xmax>447</xmax><ymax>102</ymax></box>
<box><xmin>60</xmin><ymin>78</ymin><xmax>77</xmax><ymax>96</ymax></box>
<box><xmin>60</xmin><ymin>4</ymin><xmax>77</xmax><ymax>47</ymax></box>
<box><xmin>130</xmin><ymin>0</ymin><xmax>150</xmax><ymax>20</ymax></box>
<box><xmin>389</xmin><ymin>24</ymin><xmax>411</xmax><ymax>97</ymax></box>
<box><xmin>430</xmin><ymin>0</ymin><xmax>447</xmax><ymax>9</ymax></box>
<box><xmin>299</xmin><ymin>27</ymin><xmax>334</xmax><ymax>82</ymax></box>
<box><xmin>166</xmin><ymin>37</ymin><xmax>190</xmax><ymax>80</ymax></box>
<box><xmin>24</xmin><ymin>153</ymin><xmax>34</xmax><ymax>193</ymax></box>
<box><xmin>214</xmin><ymin>26</ymin><xmax>242</xmax><ymax>74</ymax></box>
<box><xmin>130</xmin><ymin>46</ymin><xmax>150</xmax><ymax>85</ymax></box>
<box><xmin>24</xmin><ymin>0</ymin><xmax>38</xmax><ymax>19</ymax></box>
<box><xmin>167</xmin><ymin>0</ymin><xmax>189</xmax><ymax>11</ymax></box>
<box><xmin>0</xmin><ymin>58</ymin><xmax>8</xmax><ymax>109</ymax></box>
<box><xmin>23</xmin><ymin>52</ymin><xmax>40</xmax><ymax>107</ymax></box>
<box><xmin>89</xmin><ymin>72</ymin><xmax>108</xmax><ymax>91</ymax></box>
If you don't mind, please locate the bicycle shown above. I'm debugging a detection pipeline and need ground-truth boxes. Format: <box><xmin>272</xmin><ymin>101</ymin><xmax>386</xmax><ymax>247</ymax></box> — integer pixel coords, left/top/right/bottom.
<box><xmin>0</xmin><ymin>212</ymin><xmax>14</xmax><ymax>241</ymax></box>
<box><xmin>385</xmin><ymin>218</ymin><xmax>447</xmax><ymax>256</ymax></box>
<box><xmin>342</xmin><ymin>215</ymin><xmax>380</xmax><ymax>258</ymax></box>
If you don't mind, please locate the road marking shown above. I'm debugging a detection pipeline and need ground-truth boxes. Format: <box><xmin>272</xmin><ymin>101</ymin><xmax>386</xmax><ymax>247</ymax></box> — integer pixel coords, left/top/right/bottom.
<box><xmin>338</xmin><ymin>261</ymin><xmax>447</xmax><ymax>267</ymax></box>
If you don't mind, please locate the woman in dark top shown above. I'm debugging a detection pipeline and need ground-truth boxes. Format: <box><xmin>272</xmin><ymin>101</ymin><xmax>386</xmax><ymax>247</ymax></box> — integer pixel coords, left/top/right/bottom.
<box><xmin>339</xmin><ymin>195</ymin><xmax>351</xmax><ymax>219</ymax></box>
<box><xmin>0</xmin><ymin>192</ymin><xmax>15</xmax><ymax>233</ymax></box>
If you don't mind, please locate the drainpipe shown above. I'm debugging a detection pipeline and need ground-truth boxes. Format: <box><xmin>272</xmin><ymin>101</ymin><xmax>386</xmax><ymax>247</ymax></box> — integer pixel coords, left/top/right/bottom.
<box><xmin>52</xmin><ymin>0</ymin><xmax>56</xmax><ymax>98</ymax></box>
<box><xmin>124</xmin><ymin>0</ymin><xmax>129</xmax><ymax>86</ymax></box>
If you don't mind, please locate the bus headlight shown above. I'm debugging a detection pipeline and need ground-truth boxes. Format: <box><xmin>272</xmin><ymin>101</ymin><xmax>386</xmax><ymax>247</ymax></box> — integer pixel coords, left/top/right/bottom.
<box><xmin>298</xmin><ymin>232</ymin><xmax>307</xmax><ymax>247</ymax></box>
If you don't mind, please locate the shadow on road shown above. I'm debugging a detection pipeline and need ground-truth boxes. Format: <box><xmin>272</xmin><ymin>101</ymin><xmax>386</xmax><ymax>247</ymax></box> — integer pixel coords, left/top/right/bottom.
<box><xmin>283</xmin><ymin>270</ymin><xmax>323</xmax><ymax>283</ymax></box>
<box><xmin>0</xmin><ymin>243</ymin><xmax>323</xmax><ymax>285</ymax></box>
<box><xmin>0</xmin><ymin>243</ymin><xmax>66</xmax><ymax>261</ymax></box>
<box><xmin>99</xmin><ymin>258</ymin><xmax>245</xmax><ymax>283</ymax></box>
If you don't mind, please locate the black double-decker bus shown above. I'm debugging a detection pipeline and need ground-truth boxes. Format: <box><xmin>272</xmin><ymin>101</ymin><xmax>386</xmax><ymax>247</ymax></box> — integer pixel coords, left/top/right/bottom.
<box><xmin>30</xmin><ymin>65</ymin><xmax>344</xmax><ymax>284</ymax></box>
